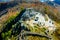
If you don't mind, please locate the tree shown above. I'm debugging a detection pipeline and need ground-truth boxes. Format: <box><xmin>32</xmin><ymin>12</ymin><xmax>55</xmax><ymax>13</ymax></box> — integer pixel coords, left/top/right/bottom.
<box><xmin>1</xmin><ymin>33</ymin><xmax>5</xmax><ymax>39</ymax></box>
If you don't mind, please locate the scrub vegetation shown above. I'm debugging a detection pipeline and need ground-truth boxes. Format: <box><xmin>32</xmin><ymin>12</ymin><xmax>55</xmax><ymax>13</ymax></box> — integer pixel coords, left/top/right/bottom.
<box><xmin>0</xmin><ymin>2</ymin><xmax>60</xmax><ymax>40</ymax></box>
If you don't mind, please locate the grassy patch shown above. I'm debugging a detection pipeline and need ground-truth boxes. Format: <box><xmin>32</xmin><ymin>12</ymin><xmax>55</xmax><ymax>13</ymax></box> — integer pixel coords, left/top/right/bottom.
<box><xmin>26</xmin><ymin>36</ymin><xmax>48</xmax><ymax>40</ymax></box>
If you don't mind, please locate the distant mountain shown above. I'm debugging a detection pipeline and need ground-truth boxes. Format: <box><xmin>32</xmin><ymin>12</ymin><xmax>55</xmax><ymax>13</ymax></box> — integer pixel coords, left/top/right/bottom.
<box><xmin>39</xmin><ymin>0</ymin><xmax>60</xmax><ymax>6</ymax></box>
<box><xmin>0</xmin><ymin>1</ymin><xmax>18</xmax><ymax>11</ymax></box>
<box><xmin>43</xmin><ymin>0</ymin><xmax>60</xmax><ymax>7</ymax></box>
<box><xmin>45</xmin><ymin>1</ymin><xmax>58</xmax><ymax>7</ymax></box>
<box><xmin>0</xmin><ymin>0</ymin><xmax>14</xmax><ymax>3</ymax></box>
<box><xmin>54</xmin><ymin>0</ymin><xmax>60</xmax><ymax>5</ymax></box>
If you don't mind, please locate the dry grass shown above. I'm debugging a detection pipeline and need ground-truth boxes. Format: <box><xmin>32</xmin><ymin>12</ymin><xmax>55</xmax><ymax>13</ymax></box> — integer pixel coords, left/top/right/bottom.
<box><xmin>26</xmin><ymin>36</ymin><xmax>48</xmax><ymax>40</ymax></box>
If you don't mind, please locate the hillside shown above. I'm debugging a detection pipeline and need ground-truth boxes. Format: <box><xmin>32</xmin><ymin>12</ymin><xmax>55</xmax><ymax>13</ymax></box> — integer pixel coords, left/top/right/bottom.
<box><xmin>0</xmin><ymin>2</ymin><xmax>60</xmax><ymax>40</ymax></box>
